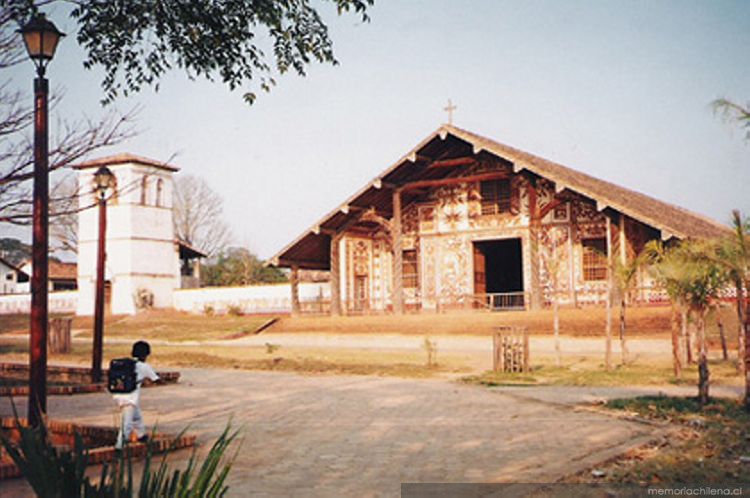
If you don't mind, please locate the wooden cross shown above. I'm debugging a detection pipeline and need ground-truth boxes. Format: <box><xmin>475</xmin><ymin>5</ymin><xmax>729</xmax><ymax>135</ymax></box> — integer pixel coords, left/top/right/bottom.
<box><xmin>443</xmin><ymin>99</ymin><xmax>457</xmax><ymax>124</ymax></box>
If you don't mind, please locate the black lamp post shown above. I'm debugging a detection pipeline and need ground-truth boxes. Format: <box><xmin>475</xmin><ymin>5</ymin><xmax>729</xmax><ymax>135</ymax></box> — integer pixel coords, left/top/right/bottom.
<box><xmin>18</xmin><ymin>13</ymin><xmax>64</xmax><ymax>427</ymax></box>
<box><xmin>91</xmin><ymin>166</ymin><xmax>114</xmax><ymax>383</ymax></box>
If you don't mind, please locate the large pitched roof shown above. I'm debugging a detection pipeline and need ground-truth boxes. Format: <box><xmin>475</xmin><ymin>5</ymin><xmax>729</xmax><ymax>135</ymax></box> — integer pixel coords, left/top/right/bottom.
<box><xmin>269</xmin><ymin>124</ymin><xmax>729</xmax><ymax>269</ymax></box>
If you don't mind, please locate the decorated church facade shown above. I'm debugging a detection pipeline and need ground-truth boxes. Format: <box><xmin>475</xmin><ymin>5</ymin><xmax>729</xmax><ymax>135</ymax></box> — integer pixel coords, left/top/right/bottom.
<box><xmin>270</xmin><ymin>125</ymin><xmax>728</xmax><ymax>314</ymax></box>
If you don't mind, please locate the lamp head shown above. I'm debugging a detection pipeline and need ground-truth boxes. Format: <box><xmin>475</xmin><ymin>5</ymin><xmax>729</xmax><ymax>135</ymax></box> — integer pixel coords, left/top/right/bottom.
<box><xmin>92</xmin><ymin>166</ymin><xmax>115</xmax><ymax>196</ymax></box>
<box><xmin>19</xmin><ymin>13</ymin><xmax>65</xmax><ymax>73</ymax></box>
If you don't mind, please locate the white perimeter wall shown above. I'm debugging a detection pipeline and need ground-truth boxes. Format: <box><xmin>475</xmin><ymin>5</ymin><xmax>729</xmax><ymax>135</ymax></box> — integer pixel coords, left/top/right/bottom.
<box><xmin>0</xmin><ymin>283</ymin><xmax>330</xmax><ymax>315</ymax></box>
<box><xmin>173</xmin><ymin>283</ymin><xmax>330</xmax><ymax>314</ymax></box>
<box><xmin>0</xmin><ymin>291</ymin><xmax>78</xmax><ymax>315</ymax></box>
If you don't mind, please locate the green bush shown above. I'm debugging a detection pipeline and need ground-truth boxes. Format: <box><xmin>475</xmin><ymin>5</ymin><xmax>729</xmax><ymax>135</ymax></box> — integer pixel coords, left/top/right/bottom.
<box><xmin>226</xmin><ymin>305</ymin><xmax>244</xmax><ymax>317</ymax></box>
<box><xmin>0</xmin><ymin>414</ymin><xmax>239</xmax><ymax>498</ymax></box>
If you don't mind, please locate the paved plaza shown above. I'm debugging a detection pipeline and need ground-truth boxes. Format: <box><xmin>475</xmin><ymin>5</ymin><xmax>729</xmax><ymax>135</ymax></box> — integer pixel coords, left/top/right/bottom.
<box><xmin>1</xmin><ymin>369</ymin><xmax>662</xmax><ymax>497</ymax></box>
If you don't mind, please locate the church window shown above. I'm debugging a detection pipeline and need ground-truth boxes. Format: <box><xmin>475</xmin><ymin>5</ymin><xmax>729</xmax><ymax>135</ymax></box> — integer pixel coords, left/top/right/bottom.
<box><xmin>402</xmin><ymin>249</ymin><xmax>418</xmax><ymax>288</ymax></box>
<box><xmin>140</xmin><ymin>175</ymin><xmax>148</xmax><ymax>205</ymax></box>
<box><xmin>156</xmin><ymin>179</ymin><xmax>164</xmax><ymax>207</ymax></box>
<box><xmin>480</xmin><ymin>179</ymin><xmax>511</xmax><ymax>215</ymax></box>
<box><xmin>582</xmin><ymin>238</ymin><xmax>607</xmax><ymax>281</ymax></box>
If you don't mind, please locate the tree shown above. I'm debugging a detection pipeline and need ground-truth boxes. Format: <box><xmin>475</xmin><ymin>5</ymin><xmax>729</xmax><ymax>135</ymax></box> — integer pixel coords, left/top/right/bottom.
<box><xmin>0</xmin><ymin>4</ymin><xmax>136</xmax><ymax>226</ymax></box>
<box><xmin>711</xmin><ymin>210</ymin><xmax>750</xmax><ymax>411</ymax></box>
<box><xmin>680</xmin><ymin>243</ymin><xmax>727</xmax><ymax>407</ymax></box>
<box><xmin>48</xmin><ymin>174</ymin><xmax>80</xmax><ymax>254</ymax></box>
<box><xmin>612</xmin><ymin>251</ymin><xmax>650</xmax><ymax>365</ymax></box>
<box><xmin>173</xmin><ymin>174</ymin><xmax>232</xmax><ymax>257</ymax></box>
<box><xmin>0</xmin><ymin>236</ymin><xmax>30</xmax><ymax>264</ymax></box>
<box><xmin>3</xmin><ymin>0</ymin><xmax>374</xmax><ymax>105</ymax></box>
<box><xmin>712</xmin><ymin>98</ymin><xmax>750</xmax><ymax>140</ymax></box>
<box><xmin>646</xmin><ymin>240</ymin><xmax>728</xmax><ymax>405</ymax></box>
<box><xmin>644</xmin><ymin>241</ymin><xmax>691</xmax><ymax>380</ymax></box>
<box><xmin>202</xmin><ymin>247</ymin><xmax>286</xmax><ymax>287</ymax></box>
<box><xmin>541</xmin><ymin>230</ymin><xmax>567</xmax><ymax>367</ymax></box>
<box><xmin>4</xmin><ymin>0</ymin><xmax>373</xmax><ymax>223</ymax></box>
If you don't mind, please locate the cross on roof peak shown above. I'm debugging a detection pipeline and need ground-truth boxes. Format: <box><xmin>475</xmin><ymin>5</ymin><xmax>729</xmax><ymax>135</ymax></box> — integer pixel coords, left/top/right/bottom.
<box><xmin>443</xmin><ymin>99</ymin><xmax>457</xmax><ymax>125</ymax></box>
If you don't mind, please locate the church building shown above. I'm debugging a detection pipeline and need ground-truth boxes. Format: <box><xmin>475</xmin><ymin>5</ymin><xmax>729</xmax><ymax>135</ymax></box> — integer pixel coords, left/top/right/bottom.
<box><xmin>269</xmin><ymin>125</ymin><xmax>728</xmax><ymax>314</ymax></box>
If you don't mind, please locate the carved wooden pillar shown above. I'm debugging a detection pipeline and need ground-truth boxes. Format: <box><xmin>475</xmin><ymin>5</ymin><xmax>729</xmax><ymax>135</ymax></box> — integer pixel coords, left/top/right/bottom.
<box><xmin>619</xmin><ymin>213</ymin><xmax>627</xmax><ymax>265</ymax></box>
<box><xmin>330</xmin><ymin>234</ymin><xmax>342</xmax><ymax>316</ymax></box>
<box><xmin>290</xmin><ymin>265</ymin><xmax>301</xmax><ymax>316</ymax></box>
<box><xmin>392</xmin><ymin>189</ymin><xmax>404</xmax><ymax>315</ymax></box>
<box><xmin>528</xmin><ymin>180</ymin><xmax>542</xmax><ymax>310</ymax></box>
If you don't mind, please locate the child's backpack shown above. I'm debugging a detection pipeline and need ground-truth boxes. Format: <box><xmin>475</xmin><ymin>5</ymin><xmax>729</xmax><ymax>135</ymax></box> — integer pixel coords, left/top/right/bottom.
<box><xmin>107</xmin><ymin>358</ymin><xmax>137</xmax><ymax>393</ymax></box>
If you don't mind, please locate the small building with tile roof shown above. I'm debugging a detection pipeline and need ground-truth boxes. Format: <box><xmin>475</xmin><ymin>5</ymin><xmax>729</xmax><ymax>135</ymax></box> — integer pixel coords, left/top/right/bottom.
<box><xmin>269</xmin><ymin>124</ymin><xmax>729</xmax><ymax>314</ymax></box>
<box><xmin>0</xmin><ymin>256</ymin><xmax>28</xmax><ymax>295</ymax></box>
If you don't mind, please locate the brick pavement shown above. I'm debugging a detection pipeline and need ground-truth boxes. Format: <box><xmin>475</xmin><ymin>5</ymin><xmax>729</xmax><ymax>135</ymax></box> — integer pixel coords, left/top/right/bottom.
<box><xmin>0</xmin><ymin>369</ymin><xmax>660</xmax><ymax>497</ymax></box>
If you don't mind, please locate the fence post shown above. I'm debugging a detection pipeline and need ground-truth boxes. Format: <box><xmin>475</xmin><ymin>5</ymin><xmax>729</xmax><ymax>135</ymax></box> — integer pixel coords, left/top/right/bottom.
<box><xmin>49</xmin><ymin>317</ymin><xmax>72</xmax><ymax>354</ymax></box>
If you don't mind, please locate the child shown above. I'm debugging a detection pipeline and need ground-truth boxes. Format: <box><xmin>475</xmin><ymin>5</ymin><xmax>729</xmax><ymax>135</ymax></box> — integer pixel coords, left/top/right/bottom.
<box><xmin>112</xmin><ymin>340</ymin><xmax>160</xmax><ymax>449</ymax></box>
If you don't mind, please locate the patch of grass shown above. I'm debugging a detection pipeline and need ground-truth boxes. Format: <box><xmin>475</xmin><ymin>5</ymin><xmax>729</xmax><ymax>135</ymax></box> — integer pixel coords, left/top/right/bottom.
<box><xmin>74</xmin><ymin>310</ymin><xmax>274</xmax><ymax>342</ymax></box>
<box><xmin>572</xmin><ymin>396</ymin><xmax>750</xmax><ymax>484</ymax></box>
<box><xmin>273</xmin><ymin>307</ymin><xmax>677</xmax><ymax>337</ymax></box>
<box><xmin>461</xmin><ymin>357</ymin><xmax>742</xmax><ymax>388</ymax></box>
<box><xmin>0</xmin><ymin>340</ymin><xmax>473</xmax><ymax>379</ymax></box>
<box><xmin>0</xmin><ymin>314</ymin><xmax>74</xmax><ymax>335</ymax></box>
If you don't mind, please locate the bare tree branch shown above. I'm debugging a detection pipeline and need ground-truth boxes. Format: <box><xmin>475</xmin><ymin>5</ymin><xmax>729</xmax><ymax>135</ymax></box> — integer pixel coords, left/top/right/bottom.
<box><xmin>173</xmin><ymin>174</ymin><xmax>232</xmax><ymax>257</ymax></box>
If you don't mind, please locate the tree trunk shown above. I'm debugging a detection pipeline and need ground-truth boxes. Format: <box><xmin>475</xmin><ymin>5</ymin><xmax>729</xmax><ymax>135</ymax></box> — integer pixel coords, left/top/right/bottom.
<box><xmin>553</xmin><ymin>293</ymin><xmax>561</xmax><ymax>367</ymax></box>
<box><xmin>670</xmin><ymin>305</ymin><xmax>682</xmax><ymax>379</ymax></box>
<box><xmin>737</xmin><ymin>282</ymin><xmax>746</xmax><ymax>374</ymax></box>
<box><xmin>717</xmin><ymin>317</ymin><xmax>728</xmax><ymax>361</ymax></box>
<box><xmin>619</xmin><ymin>297</ymin><xmax>629</xmax><ymax>364</ymax></box>
<box><xmin>682</xmin><ymin>307</ymin><xmax>692</xmax><ymax>364</ymax></box>
<box><xmin>697</xmin><ymin>312</ymin><xmax>710</xmax><ymax>408</ymax></box>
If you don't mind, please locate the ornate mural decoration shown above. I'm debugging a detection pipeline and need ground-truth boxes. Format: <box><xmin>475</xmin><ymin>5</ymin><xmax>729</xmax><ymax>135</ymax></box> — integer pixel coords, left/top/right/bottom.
<box><xmin>571</xmin><ymin>198</ymin><xmax>606</xmax><ymax>241</ymax></box>
<box><xmin>539</xmin><ymin>225</ymin><xmax>572</xmax><ymax>299</ymax></box>
<box><xmin>402</xmin><ymin>203</ymin><xmax>419</xmax><ymax>235</ymax></box>
<box><xmin>352</xmin><ymin>239</ymin><xmax>369</xmax><ymax>276</ymax></box>
<box><xmin>440</xmin><ymin>236</ymin><xmax>470</xmax><ymax>297</ymax></box>
<box><xmin>536</xmin><ymin>179</ymin><xmax>556</xmax><ymax>214</ymax></box>
<box><xmin>418</xmin><ymin>205</ymin><xmax>436</xmax><ymax>232</ymax></box>
<box><xmin>421</xmin><ymin>237</ymin><xmax>437</xmax><ymax>302</ymax></box>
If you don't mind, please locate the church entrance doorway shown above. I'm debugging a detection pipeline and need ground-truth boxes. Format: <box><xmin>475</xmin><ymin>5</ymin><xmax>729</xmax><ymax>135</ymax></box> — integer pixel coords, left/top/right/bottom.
<box><xmin>472</xmin><ymin>239</ymin><xmax>524</xmax><ymax>310</ymax></box>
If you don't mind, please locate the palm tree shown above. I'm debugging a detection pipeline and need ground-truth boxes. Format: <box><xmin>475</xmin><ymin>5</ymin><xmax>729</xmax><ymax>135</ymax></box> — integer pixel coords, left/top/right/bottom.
<box><xmin>680</xmin><ymin>248</ymin><xmax>727</xmax><ymax>407</ymax></box>
<box><xmin>712</xmin><ymin>210</ymin><xmax>750</xmax><ymax>410</ymax></box>
<box><xmin>644</xmin><ymin>241</ymin><xmax>690</xmax><ymax>380</ymax></box>
<box><xmin>612</xmin><ymin>251</ymin><xmax>650</xmax><ymax>365</ymax></box>
<box><xmin>712</xmin><ymin>98</ymin><xmax>750</xmax><ymax>140</ymax></box>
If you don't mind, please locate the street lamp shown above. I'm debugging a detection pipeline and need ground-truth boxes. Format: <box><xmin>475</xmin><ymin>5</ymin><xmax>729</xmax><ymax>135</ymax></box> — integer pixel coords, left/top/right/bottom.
<box><xmin>18</xmin><ymin>13</ymin><xmax>64</xmax><ymax>427</ymax></box>
<box><xmin>92</xmin><ymin>166</ymin><xmax>115</xmax><ymax>383</ymax></box>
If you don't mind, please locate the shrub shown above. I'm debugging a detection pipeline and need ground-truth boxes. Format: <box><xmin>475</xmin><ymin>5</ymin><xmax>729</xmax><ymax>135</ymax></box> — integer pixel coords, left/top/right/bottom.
<box><xmin>227</xmin><ymin>304</ymin><xmax>244</xmax><ymax>316</ymax></box>
<box><xmin>0</xmin><ymin>414</ymin><xmax>239</xmax><ymax>497</ymax></box>
<box><xmin>422</xmin><ymin>337</ymin><xmax>438</xmax><ymax>367</ymax></box>
<box><xmin>265</xmin><ymin>343</ymin><xmax>281</xmax><ymax>355</ymax></box>
<box><xmin>202</xmin><ymin>304</ymin><xmax>215</xmax><ymax>316</ymax></box>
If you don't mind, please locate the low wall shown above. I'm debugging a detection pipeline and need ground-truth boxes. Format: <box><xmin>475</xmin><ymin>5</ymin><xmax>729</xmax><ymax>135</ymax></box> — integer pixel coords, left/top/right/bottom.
<box><xmin>172</xmin><ymin>282</ymin><xmax>330</xmax><ymax>314</ymax></box>
<box><xmin>0</xmin><ymin>291</ymin><xmax>78</xmax><ymax>315</ymax></box>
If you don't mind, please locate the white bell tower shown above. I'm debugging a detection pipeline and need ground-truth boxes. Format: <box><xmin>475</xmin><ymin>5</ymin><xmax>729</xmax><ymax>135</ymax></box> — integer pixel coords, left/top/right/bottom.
<box><xmin>75</xmin><ymin>154</ymin><xmax>181</xmax><ymax>316</ymax></box>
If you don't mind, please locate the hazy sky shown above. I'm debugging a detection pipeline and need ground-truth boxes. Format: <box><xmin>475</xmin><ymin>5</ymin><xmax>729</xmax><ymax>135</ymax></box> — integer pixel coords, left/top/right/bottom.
<box><xmin>5</xmin><ymin>0</ymin><xmax>749</xmax><ymax>259</ymax></box>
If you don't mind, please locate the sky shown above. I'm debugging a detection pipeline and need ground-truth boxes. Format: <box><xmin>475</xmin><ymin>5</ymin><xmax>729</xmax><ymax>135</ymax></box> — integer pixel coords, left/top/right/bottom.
<box><xmin>4</xmin><ymin>0</ymin><xmax>749</xmax><ymax>259</ymax></box>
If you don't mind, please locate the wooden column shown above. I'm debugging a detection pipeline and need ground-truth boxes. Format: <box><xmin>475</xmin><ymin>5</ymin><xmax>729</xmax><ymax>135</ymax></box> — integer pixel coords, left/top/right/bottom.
<box><xmin>605</xmin><ymin>215</ymin><xmax>613</xmax><ymax>370</ymax></box>
<box><xmin>392</xmin><ymin>189</ymin><xmax>404</xmax><ymax>315</ymax></box>
<box><xmin>619</xmin><ymin>213</ymin><xmax>627</xmax><ymax>265</ymax></box>
<box><xmin>290</xmin><ymin>265</ymin><xmax>301</xmax><ymax>316</ymax></box>
<box><xmin>330</xmin><ymin>235</ymin><xmax>342</xmax><ymax>316</ymax></box>
<box><xmin>528</xmin><ymin>180</ymin><xmax>542</xmax><ymax>310</ymax></box>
